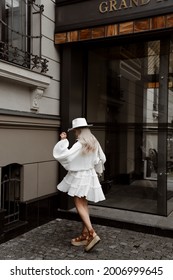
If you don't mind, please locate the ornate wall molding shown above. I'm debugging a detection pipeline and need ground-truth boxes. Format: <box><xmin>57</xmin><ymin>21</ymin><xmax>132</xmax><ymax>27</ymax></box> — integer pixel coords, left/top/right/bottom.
<box><xmin>31</xmin><ymin>88</ymin><xmax>44</xmax><ymax>112</ymax></box>
<box><xmin>0</xmin><ymin>60</ymin><xmax>51</xmax><ymax>112</ymax></box>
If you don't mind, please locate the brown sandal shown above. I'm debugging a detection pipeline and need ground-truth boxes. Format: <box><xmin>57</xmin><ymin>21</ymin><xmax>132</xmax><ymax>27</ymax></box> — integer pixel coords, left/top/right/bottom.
<box><xmin>85</xmin><ymin>229</ymin><xmax>101</xmax><ymax>252</ymax></box>
<box><xmin>71</xmin><ymin>231</ymin><xmax>89</xmax><ymax>246</ymax></box>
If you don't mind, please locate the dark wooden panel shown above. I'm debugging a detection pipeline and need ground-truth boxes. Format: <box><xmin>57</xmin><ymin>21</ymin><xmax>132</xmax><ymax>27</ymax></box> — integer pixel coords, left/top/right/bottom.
<box><xmin>119</xmin><ymin>21</ymin><xmax>134</xmax><ymax>35</ymax></box>
<box><xmin>167</xmin><ymin>14</ymin><xmax>173</xmax><ymax>27</ymax></box>
<box><xmin>92</xmin><ymin>26</ymin><xmax>105</xmax><ymax>38</ymax></box>
<box><xmin>67</xmin><ymin>31</ymin><xmax>78</xmax><ymax>42</ymax></box>
<box><xmin>54</xmin><ymin>32</ymin><xmax>67</xmax><ymax>44</ymax></box>
<box><xmin>105</xmin><ymin>24</ymin><xmax>118</xmax><ymax>37</ymax></box>
<box><xmin>79</xmin><ymin>29</ymin><xmax>92</xmax><ymax>40</ymax></box>
<box><xmin>134</xmin><ymin>19</ymin><xmax>150</xmax><ymax>32</ymax></box>
<box><xmin>151</xmin><ymin>16</ymin><xmax>166</xmax><ymax>29</ymax></box>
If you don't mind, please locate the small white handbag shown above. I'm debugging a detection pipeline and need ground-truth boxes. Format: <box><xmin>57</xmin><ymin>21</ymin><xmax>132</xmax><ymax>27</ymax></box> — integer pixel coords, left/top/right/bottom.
<box><xmin>94</xmin><ymin>159</ymin><xmax>105</xmax><ymax>176</ymax></box>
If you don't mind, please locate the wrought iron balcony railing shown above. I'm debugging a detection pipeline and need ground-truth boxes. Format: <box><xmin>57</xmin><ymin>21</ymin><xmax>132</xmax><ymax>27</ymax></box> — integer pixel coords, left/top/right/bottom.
<box><xmin>0</xmin><ymin>41</ymin><xmax>49</xmax><ymax>73</ymax></box>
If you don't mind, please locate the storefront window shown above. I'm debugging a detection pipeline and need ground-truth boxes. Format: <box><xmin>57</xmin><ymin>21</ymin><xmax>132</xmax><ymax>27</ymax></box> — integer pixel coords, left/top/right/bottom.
<box><xmin>87</xmin><ymin>38</ymin><xmax>169</xmax><ymax>215</ymax></box>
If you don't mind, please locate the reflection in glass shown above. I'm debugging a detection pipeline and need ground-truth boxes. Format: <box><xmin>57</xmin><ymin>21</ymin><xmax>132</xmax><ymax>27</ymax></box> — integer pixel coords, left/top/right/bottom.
<box><xmin>5</xmin><ymin>0</ymin><xmax>27</xmax><ymax>56</ymax></box>
<box><xmin>87</xmin><ymin>40</ymin><xmax>165</xmax><ymax>214</ymax></box>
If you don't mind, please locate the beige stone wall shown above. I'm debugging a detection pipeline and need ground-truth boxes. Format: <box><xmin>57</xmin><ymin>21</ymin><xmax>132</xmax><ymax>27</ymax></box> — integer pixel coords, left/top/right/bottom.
<box><xmin>0</xmin><ymin>115</ymin><xmax>60</xmax><ymax>202</ymax></box>
<box><xmin>21</xmin><ymin>161</ymin><xmax>58</xmax><ymax>201</ymax></box>
<box><xmin>0</xmin><ymin>1</ymin><xmax>61</xmax><ymax>205</ymax></box>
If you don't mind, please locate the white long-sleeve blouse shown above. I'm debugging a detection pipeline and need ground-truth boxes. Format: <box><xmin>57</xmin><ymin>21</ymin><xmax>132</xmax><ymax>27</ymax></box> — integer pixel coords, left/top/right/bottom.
<box><xmin>53</xmin><ymin>139</ymin><xmax>106</xmax><ymax>172</ymax></box>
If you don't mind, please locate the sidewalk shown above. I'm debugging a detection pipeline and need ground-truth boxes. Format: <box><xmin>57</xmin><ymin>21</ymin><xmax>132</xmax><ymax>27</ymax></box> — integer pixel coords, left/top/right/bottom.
<box><xmin>60</xmin><ymin>205</ymin><xmax>173</xmax><ymax>237</ymax></box>
<box><xmin>0</xmin><ymin>217</ymin><xmax>173</xmax><ymax>260</ymax></box>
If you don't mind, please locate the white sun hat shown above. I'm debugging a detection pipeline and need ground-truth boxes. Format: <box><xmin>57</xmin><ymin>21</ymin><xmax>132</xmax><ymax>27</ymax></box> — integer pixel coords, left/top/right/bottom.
<box><xmin>68</xmin><ymin>118</ymin><xmax>93</xmax><ymax>131</ymax></box>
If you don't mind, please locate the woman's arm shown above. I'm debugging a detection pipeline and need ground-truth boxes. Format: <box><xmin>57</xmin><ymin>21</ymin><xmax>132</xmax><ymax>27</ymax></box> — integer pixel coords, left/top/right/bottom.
<box><xmin>53</xmin><ymin>132</ymin><xmax>82</xmax><ymax>170</ymax></box>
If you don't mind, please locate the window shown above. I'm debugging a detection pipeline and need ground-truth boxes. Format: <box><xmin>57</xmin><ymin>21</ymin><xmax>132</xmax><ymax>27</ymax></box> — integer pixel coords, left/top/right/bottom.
<box><xmin>5</xmin><ymin>0</ymin><xmax>28</xmax><ymax>52</ymax></box>
<box><xmin>0</xmin><ymin>1</ymin><xmax>48</xmax><ymax>73</ymax></box>
<box><xmin>0</xmin><ymin>0</ymin><xmax>29</xmax><ymax>66</ymax></box>
<box><xmin>0</xmin><ymin>1</ymin><xmax>5</xmax><ymax>42</ymax></box>
<box><xmin>1</xmin><ymin>164</ymin><xmax>21</xmax><ymax>226</ymax></box>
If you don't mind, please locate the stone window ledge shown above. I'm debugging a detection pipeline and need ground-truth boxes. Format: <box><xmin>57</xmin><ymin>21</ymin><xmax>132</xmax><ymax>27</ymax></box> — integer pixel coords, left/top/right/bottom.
<box><xmin>0</xmin><ymin>60</ymin><xmax>51</xmax><ymax>88</ymax></box>
<box><xmin>0</xmin><ymin>60</ymin><xmax>51</xmax><ymax>111</ymax></box>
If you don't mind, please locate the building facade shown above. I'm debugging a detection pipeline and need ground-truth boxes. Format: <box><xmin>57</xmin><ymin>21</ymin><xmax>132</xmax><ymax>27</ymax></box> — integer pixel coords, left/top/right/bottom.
<box><xmin>0</xmin><ymin>0</ymin><xmax>60</xmax><ymax>241</ymax></box>
<box><xmin>55</xmin><ymin>0</ymin><xmax>173</xmax><ymax>217</ymax></box>
<box><xmin>1</xmin><ymin>0</ymin><xmax>173</xmax><ymax>242</ymax></box>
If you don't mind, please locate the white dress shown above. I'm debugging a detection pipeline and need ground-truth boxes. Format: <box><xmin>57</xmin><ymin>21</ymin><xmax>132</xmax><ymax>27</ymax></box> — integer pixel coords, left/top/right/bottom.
<box><xmin>53</xmin><ymin>139</ymin><xmax>106</xmax><ymax>203</ymax></box>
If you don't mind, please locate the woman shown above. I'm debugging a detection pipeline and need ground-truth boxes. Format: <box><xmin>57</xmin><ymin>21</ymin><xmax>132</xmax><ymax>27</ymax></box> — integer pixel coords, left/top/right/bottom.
<box><xmin>53</xmin><ymin>117</ymin><xmax>106</xmax><ymax>252</ymax></box>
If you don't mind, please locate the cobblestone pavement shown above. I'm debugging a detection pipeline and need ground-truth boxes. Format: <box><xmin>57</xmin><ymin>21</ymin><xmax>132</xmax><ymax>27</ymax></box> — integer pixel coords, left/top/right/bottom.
<box><xmin>0</xmin><ymin>218</ymin><xmax>173</xmax><ymax>260</ymax></box>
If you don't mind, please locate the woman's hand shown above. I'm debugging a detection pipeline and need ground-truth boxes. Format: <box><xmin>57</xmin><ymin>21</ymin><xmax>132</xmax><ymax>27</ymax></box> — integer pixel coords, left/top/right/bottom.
<box><xmin>60</xmin><ymin>132</ymin><xmax>67</xmax><ymax>140</ymax></box>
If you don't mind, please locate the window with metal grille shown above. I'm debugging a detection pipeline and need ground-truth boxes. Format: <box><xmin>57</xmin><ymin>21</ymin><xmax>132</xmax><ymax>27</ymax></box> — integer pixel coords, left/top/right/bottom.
<box><xmin>1</xmin><ymin>164</ymin><xmax>21</xmax><ymax>226</ymax></box>
<box><xmin>5</xmin><ymin>0</ymin><xmax>29</xmax><ymax>57</ymax></box>
<box><xmin>0</xmin><ymin>0</ymin><xmax>48</xmax><ymax>73</ymax></box>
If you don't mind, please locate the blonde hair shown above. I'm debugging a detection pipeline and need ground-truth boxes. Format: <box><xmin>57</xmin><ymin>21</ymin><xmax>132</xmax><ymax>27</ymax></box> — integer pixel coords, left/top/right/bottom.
<box><xmin>77</xmin><ymin>128</ymin><xmax>98</xmax><ymax>154</ymax></box>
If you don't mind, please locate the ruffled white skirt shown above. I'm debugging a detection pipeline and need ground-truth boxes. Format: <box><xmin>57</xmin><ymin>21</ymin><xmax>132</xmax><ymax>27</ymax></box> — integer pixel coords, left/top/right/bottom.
<box><xmin>57</xmin><ymin>168</ymin><xmax>105</xmax><ymax>203</ymax></box>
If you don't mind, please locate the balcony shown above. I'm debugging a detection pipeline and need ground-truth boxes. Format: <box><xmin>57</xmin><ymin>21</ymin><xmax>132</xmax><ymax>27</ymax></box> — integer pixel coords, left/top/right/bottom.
<box><xmin>0</xmin><ymin>41</ymin><xmax>49</xmax><ymax>74</ymax></box>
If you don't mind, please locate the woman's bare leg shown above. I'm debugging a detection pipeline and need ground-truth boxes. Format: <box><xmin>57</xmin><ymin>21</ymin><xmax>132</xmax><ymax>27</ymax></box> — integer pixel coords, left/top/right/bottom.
<box><xmin>74</xmin><ymin>196</ymin><xmax>96</xmax><ymax>236</ymax></box>
<box><xmin>81</xmin><ymin>198</ymin><xmax>90</xmax><ymax>233</ymax></box>
<box><xmin>73</xmin><ymin>196</ymin><xmax>101</xmax><ymax>251</ymax></box>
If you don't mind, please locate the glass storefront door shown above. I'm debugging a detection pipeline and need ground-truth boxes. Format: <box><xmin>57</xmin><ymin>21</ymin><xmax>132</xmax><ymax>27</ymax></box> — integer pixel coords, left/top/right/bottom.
<box><xmin>86</xmin><ymin>37</ymin><xmax>171</xmax><ymax>215</ymax></box>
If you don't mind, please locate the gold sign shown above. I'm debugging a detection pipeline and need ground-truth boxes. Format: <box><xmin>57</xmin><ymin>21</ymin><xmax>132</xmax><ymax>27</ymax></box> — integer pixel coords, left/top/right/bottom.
<box><xmin>55</xmin><ymin>0</ymin><xmax>172</xmax><ymax>33</ymax></box>
<box><xmin>99</xmin><ymin>0</ymin><xmax>168</xmax><ymax>13</ymax></box>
